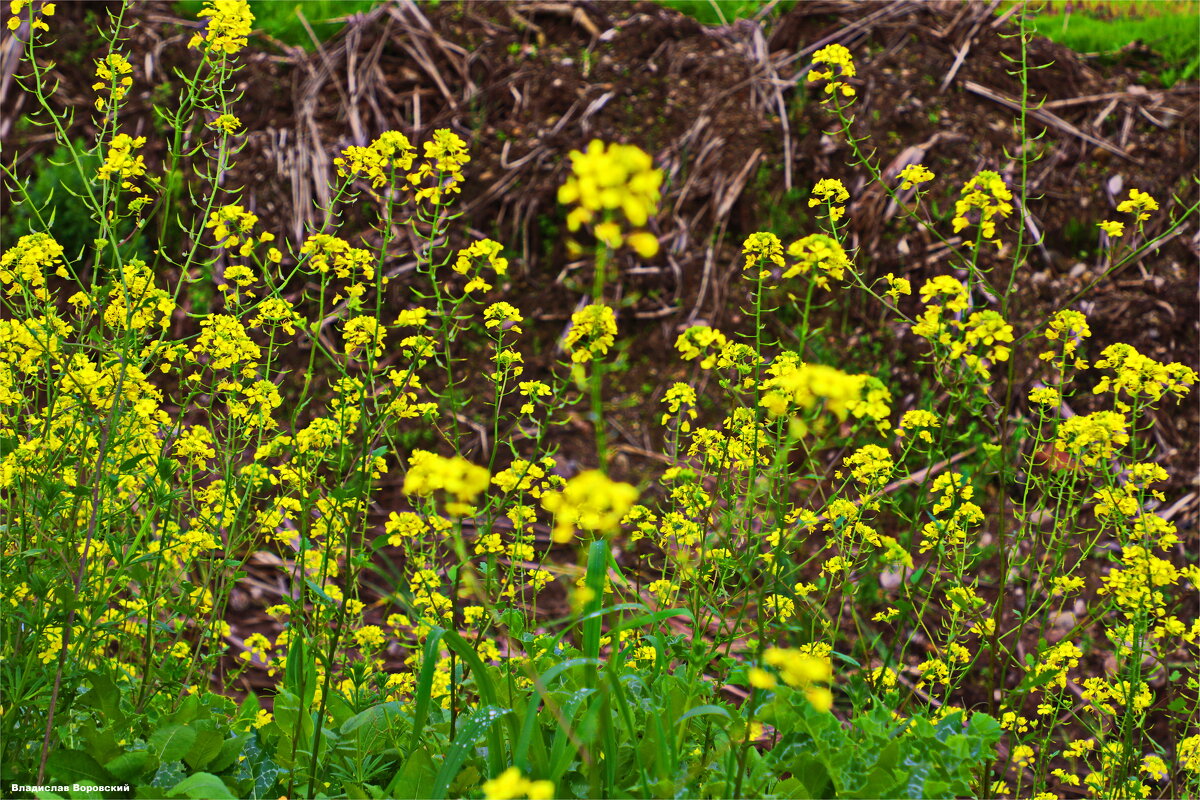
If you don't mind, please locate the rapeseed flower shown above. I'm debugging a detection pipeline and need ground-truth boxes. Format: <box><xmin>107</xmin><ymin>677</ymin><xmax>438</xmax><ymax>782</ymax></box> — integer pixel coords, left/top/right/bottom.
<box><xmin>785</xmin><ymin>234</ymin><xmax>851</xmax><ymax>289</ymax></box>
<box><xmin>0</xmin><ymin>232</ymin><xmax>64</xmax><ymax>301</ymax></box>
<box><xmin>403</xmin><ymin>451</ymin><xmax>489</xmax><ymax>516</ymax></box>
<box><xmin>92</xmin><ymin>53</ymin><xmax>133</xmax><ymax>113</ymax></box>
<box><xmin>1116</xmin><ymin>188</ymin><xmax>1158</xmax><ymax>221</ymax></box>
<box><xmin>808</xmin><ymin>178</ymin><xmax>850</xmax><ymax>221</ymax></box>
<box><xmin>189</xmin><ymin>0</ymin><xmax>254</xmax><ymax>56</ymax></box>
<box><xmin>7</xmin><ymin>0</ymin><xmax>54</xmax><ymax>32</ymax></box>
<box><xmin>565</xmin><ymin>304</ymin><xmax>616</xmax><ymax>363</ymax></box>
<box><xmin>541</xmin><ymin>470</ymin><xmax>638</xmax><ymax>543</ymax></box>
<box><xmin>897</xmin><ymin>163</ymin><xmax>934</xmax><ymax>190</ymax></box>
<box><xmin>808</xmin><ymin>43</ymin><xmax>856</xmax><ymax>99</ymax></box>
<box><xmin>482</xmin><ymin>767</ymin><xmax>553</xmax><ymax>800</ymax></box>
<box><xmin>952</xmin><ymin>170</ymin><xmax>1012</xmax><ymax>249</ymax></box>
<box><xmin>558</xmin><ymin>140</ymin><xmax>662</xmax><ymax>255</ymax></box>
<box><xmin>97</xmin><ymin>133</ymin><xmax>147</xmax><ymax>191</ymax></box>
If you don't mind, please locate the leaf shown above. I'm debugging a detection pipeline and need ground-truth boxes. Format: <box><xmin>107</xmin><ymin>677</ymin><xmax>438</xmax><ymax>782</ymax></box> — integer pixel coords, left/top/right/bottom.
<box><xmin>234</xmin><ymin>733</ymin><xmax>280</xmax><ymax>800</ymax></box>
<box><xmin>387</xmin><ymin>747</ymin><xmax>436</xmax><ymax>799</ymax></box>
<box><xmin>169</xmin><ymin>772</ymin><xmax>235</xmax><ymax>799</ymax></box>
<box><xmin>430</xmin><ymin>705</ymin><xmax>511</xmax><ymax>799</ymax></box>
<box><xmin>44</xmin><ymin>750</ymin><xmax>118</xmax><ymax>787</ymax></box>
<box><xmin>184</xmin><ymin>725</ymin><xmax>224</xmax><ymax>770</ymax></box>
<box><xmin>149</xmin><ymin>725</ymin><xmax>197</xmax><ymax>763</ymax></box>
<box><xmin>340</xmin><ymin>701</ymin><xmax>408</xmax><ymax>752</ymax></box>
<box><xmin>104</xmin><ymin>750</ymin><xmax>154</xmax><ymax>782</ymax></box>
<box><xmin>151</xmin><ymin>761</ymin><xmax>186</xmax><ymax>790</ymax></box>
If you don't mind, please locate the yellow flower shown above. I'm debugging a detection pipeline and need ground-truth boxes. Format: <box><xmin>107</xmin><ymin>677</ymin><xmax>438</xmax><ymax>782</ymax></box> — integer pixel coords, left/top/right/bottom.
<box><xmin>482</xmin><ymin>768</ymin><xmax>554</xmax><ymax>800</ymax></box>
<box><xmin>897</xmin><ymin>163</ymin><xmax>934</xmax><ymax>190</ymax></box>
<box><xmin>808</xmin><ymin>43</ymin><xmax>857</xmax><ymax>99</ymax></box>
<box><xmin>784</xmin><ymin>234</ymin><xmax>851</xmax><ymax>289</ymax></box>
<box><xmin>1098</xmin><ymin>219</ymin><xmax>1124</xmax><ymax>238</ymax></box>
<box><xmin>558</xmin><ymin>140</ymin><xmax>661</xmax><ymax>253</ymax></box>
<box><xmin>97</xmin><ymin>133</ymin><xmax>148</xmax><ymax>190</ymax></box>
<box><xmin>403</xmin><ymin>451</ymin><xmax>490</xmax><ymax>516</ymax></box>
<box><xmin>808</xmin><ymin>178</ymin><xmax>850</xmax><ymax>221</ymax></box>
<box><xmin>565</xmin><ymin>304</ymin><xmax>617</xmax><ymax>363</ymax></box>
<box><xmin>1115</xmin><ymin>188</ymin><xmax>1158</xmax><ymax>221</ymax></box>
<box><xmin>951</xmin><ymin>170</ymin><xmax>1012</xmax><ymax>249</ymax></box>
<box><xmin>189</xmin><ymin>0</ymin><xmax>254</xmax><ymax>56</ymax></box>
<box><xmin>92</xmin><ymin>52</ymin><xmax>133</xmax><ymax>113</ymax></box>
<box><xmin>541</xmin><ymin>470</ymin><xmax>638</xmax><ymax>544</ymax></box>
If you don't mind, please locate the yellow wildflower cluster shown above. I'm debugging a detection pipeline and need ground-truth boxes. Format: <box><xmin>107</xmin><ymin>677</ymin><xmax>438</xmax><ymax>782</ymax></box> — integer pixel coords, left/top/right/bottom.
<box><xmin>335</xmin><ymin>131</ymin><xmax>417</xmax><ymax>189</ymax></box>
<box><xmin>0</xmin><ymin>233</ymin><xmax>65</xmax><ymax>301</ymax></box>
<box><xmin>565</xmin><ymin>304</ymin><xmax>617</xmax><ymax>364</ymax></box>
<box><xmin>1040</xmin><ymin>308</ymin><xmax>1091</xmax><ymax>365</ymax></box>
<box><xmin>97</xmin><ymin>133</ymin><xmax>148</xmax><ymax>191</ymax></box>
<box><xmin>761</xmin><ymin>648</ymin><xmax>834</xmax><ymax>712</ymax></box>
<box><xmin>742</xmin><ymin>232</ymin><xmax>785</xmax><ymax>281</ymax></box>
<box><xmin>918</xmin><ymin>472</ymin><xmax>983</xmax><ymax>553</ymax></box>
<box><xmin>661</xmin><ymin>383</ymin><xmax>698</xmax><ymax>432</ymax></box>
<box><xmin>409</xmin><ymin>129</ymin><xmax>471</xmax><ymax>204</ymax></box>
<box><xmin>1091</xmin><ymin>343</ymin><xmax>1196</xmax><ymax>406</ymax></box>
<box><xmin>103</xmin><ymin>258</ymin><xmax>175</xmax><ymax>333</ymax></box>
<box><xmin>1054</xmin><ymin>410</ymin><xmax>1129</xmax><ymax>468</ymax></box>
<box><xmin>481</xmin><ymin>767</ymin><xmax>553</xmax><ymax>800</ymax></box>
<box><xmin>453</xmin><ymin>238</ymin><xmax>508</xmax><ymax>293</ymax></box>
<box><xmin>189</xmin><ymin>0</ymin><xmax>254</xmax><ymax>56</ymax></box>
<box><xmin>759</xmin><ymin>360</ymin><xmax>891</xmax><ymax>432</ymax></box>
<box><xmin>843</xmin><ymin>444</ymin><xmax>893</xmax><ymax>491</ymax></box>
<box><xmin>785</xmin><ymin>234</ymin><xmax>851</xmax><ymax>290</ymax></box>
<box><xmin>1115</xmin><ymin>188</ymin><xmax>1159</xmax><ymax>221</ymax></box>
<box><xmin>7</xmin><ymin>0</ymin><xmax>54</xmax><ymax>32</ymax></box>
<box><xmin>541</xmin><ymin>470</ymin><xmax>638</xmax><ymax>544</ymax></box>
<box><xmin>911</xmin><ymin>276</ymin><xmax>1013</xmax><ymax>378</ymax></box>
<box><xmin>808</xmin><ymin>43</ymin><xmax>856</xmax><ymax>99</ymax></box>
<box><xmin>403</xmin><ymin>451</ymin><xmax>490</xmax><ymax>516</ymax></box>
<box><xmin>898</xmin><ymin>409</ymin><xmax>939</xmax><ymax>444</ymax></box>
<box><xmin>206</xmin><ymin>205</ymin><xmax>274</xmax><ymax>257</ymax></box>
<box><xmin>951</xmin><ymin>170</ymin><xmax>1013</xmax><ymax>249</ymax></box>
<box><xmin>808</xmin><ymin>178</ymin><xmax>850</xmax><ymax>222</ymax></box>
<box><xmin>92</xmin><ymin>53</ymin><xmax>133</xmax><ymax>113</ymax></box>
<box><xmin>897</xmin><ymin>163</ymin><xmax>934</xmax><ymax>191</ymax></box>
<box><xmin>558</xmin><ymin>140</ymin><xmax>662</xmax><ymax>257</ymax></box>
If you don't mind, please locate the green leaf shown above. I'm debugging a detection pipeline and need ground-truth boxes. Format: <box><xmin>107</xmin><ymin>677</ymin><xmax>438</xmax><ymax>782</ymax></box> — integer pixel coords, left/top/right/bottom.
<box><xmin>388</xmin><ymin>747</ymin><xmax>436</xmax><ymax>799</ymax></box>
<box><xmin>184</xmin><ymin>725</ymin><xmax>224</xmax><ymax>770</ymax></box>
<box><xmin>169</xmin><ymin>772</ymin><xmax>235</xmax><ymax>799</ymax></box>
<box><xmin>104</xmin><ymin>750</ymin><xmax>154</xmax><ymax>782</ymax></box>
<box><xmin>151</xmin><ymin>761</ymin><xmax>187</xmax><ymax>790</ymax></box>
<box><xmin>430</xmin><ymin>706</ymin><xmax>511</xmax><ymax>799</ymax></box>
<box><xmin>340</xmin><ymin>701</ymin><xmax>408</xmax><ymax>752</ymax></box>
<box><xmin>149</xmin><ymin>724</ymin><xmax>197</xmax><ymax>763</ymax></box>
<box><xmin>407</xmin><ymin>628</ymin><xmax>446</xmax><ymax>757</ymax></box>
<box><xmin>234</xmin><ymin>734</ymin><xmax>280</xmax><ymax>800</ymax></box>
<box><xmin>44</xmin><ymin>750</ymin><xmax>118</xmax><ymax>788</ymax></box>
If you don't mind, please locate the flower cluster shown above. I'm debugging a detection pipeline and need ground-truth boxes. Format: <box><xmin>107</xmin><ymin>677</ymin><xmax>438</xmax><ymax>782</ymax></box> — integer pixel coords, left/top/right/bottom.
<box><xmin>808</xmin><ymin>44</ymin><xmax>856</xmax><ymax>99</ymax></box>
<box><xmin>541</xmin><ymin>470</ymin><xmax>638</xmax><ymax>544</ymax></box>
<box><xmin>453</xmin><ymin>238</ymin><xmax>508</xmax><ymax>293</ymax></box>
<box><xmin>0</xmin><ymin>232</ymin><xmax>65</xmax><ymax>301</ymax></box>
<box><xmin>785</xmin><ymin>234</ymin><xmax>851</xmax><ymax>290</ymax></box>
<box><xmin>97</xmin><ymin>133</ymin><xmax>148</xmax><ymax>191</ymax></box>
<box><xmin>897</xmin><ymin>163</ymin><xmax>934</xmax><ymax>191</ymax></box>
<box><xmin>759</xmin><ymin>648</ymin><xmax>834</xmax><ymax>712</ymax></box>
<box><xmin>92</xmin><ymin>53</ymin><xmax>133</xmax><ymax>113</ymax></box>
<box><xmin>952</xmin><ymin>170</ymin><xmax>1013</xmax><ymax>249</ymax></box>
<box><xmin>565</xmin><ymin>304</ymin><xmax>617</xmax><ymax>364</ymax></box>
<box><xmin>481</xmin><ymin>767</ymin><xmax>554</xmax><ymax>800</ymax></box>
<box><xmin>808</xmin><ymin>178</ymin><xmax>850</xmax><ymax>222</ymax></box>
<box><xmin>7</xmin><ymin>0</ymin><xmax>55</xmax><ymax>33</ymax></box>
<box><xmin>1091</xmin><ymin>343</ymin><xmax>1196</xmax><ymax>407</ymax></box>
<box><xmin>558</xmin><ymin>140</ymin><xmax>662</xmax><ymax>257</ymax></box>
<box><xmin>403</xmin><ymin>451</ymin><xmax>490</xmax><ymax>516</ymax></box>
<box><xmin>189</xmin><ymin>0</ymin><xmax>254</xmax><ymax>56</ymax></box>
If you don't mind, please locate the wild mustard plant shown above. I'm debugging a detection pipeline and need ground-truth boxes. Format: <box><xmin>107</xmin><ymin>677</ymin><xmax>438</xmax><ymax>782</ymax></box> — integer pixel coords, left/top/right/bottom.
<box><xmin>2</xmin><ymin>2</ymin><xmax>1196</xmax><ymax>799</ymax></box>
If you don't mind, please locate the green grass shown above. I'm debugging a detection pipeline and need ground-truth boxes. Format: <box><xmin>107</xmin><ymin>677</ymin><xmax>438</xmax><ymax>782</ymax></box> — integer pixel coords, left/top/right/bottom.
<box><xmin>656</xmin><ymin>0</ymin><xmax>794</xmax><ymax>26</ymax></box>
<box><xmin>176</xmin><ymin>0</ymin><xmax>382</xmax><ymax>50</ymax></box>
<box><xmin>1027</xmin><ymin>10</ymin><xmax>1200</xmax><ymax>85</ymax></box>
